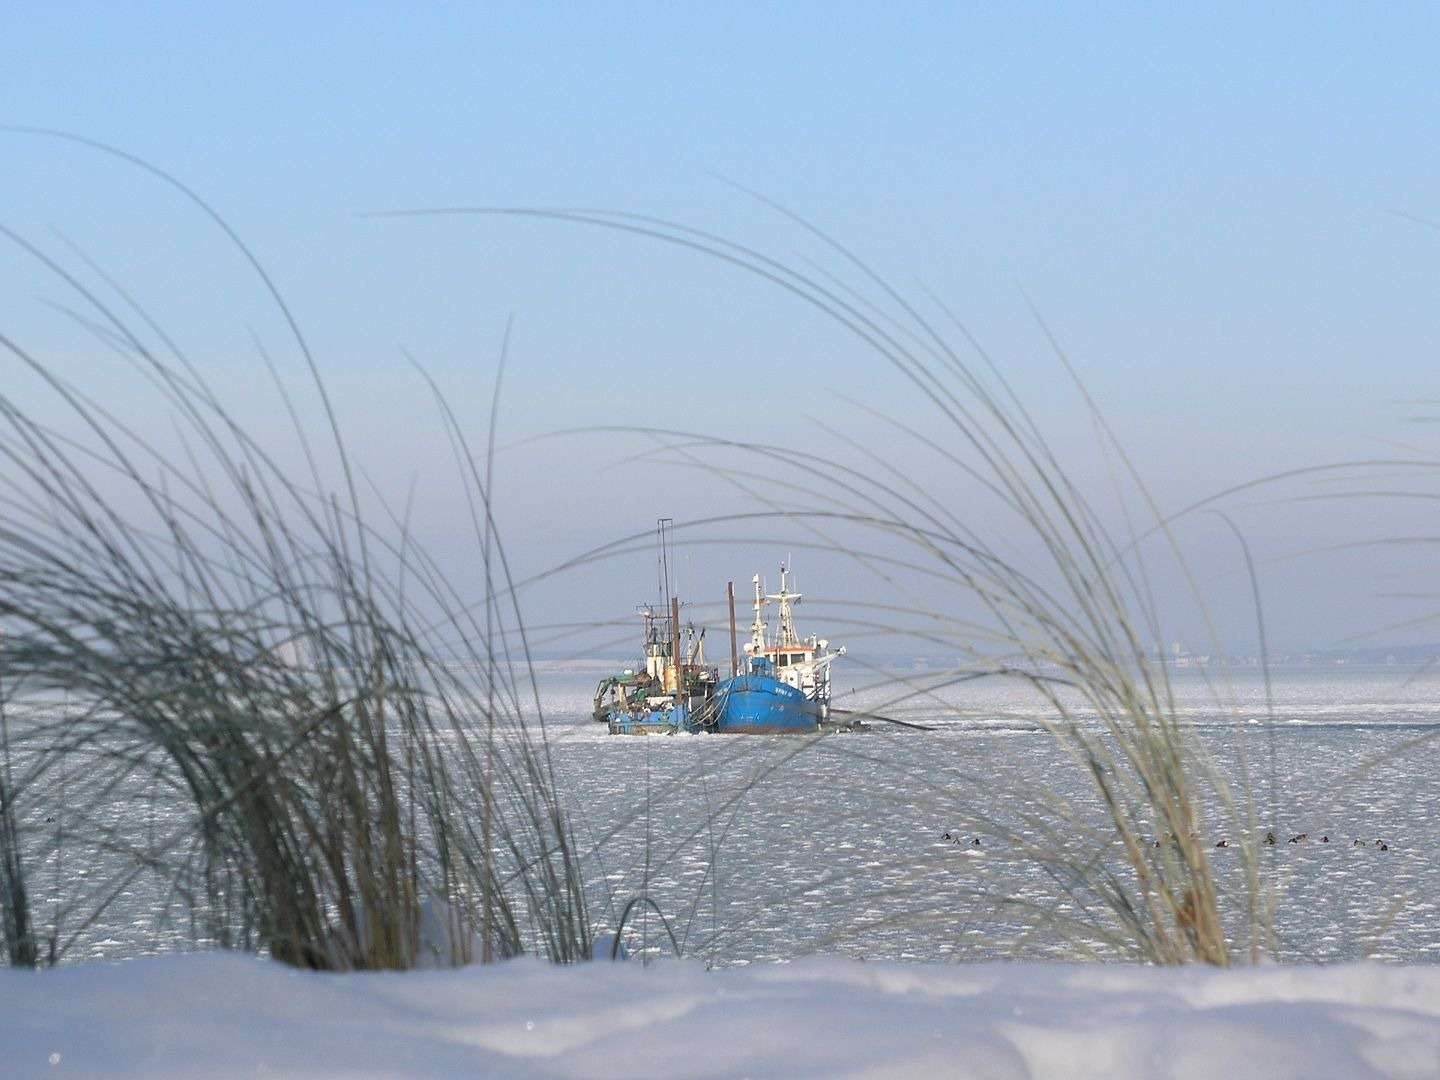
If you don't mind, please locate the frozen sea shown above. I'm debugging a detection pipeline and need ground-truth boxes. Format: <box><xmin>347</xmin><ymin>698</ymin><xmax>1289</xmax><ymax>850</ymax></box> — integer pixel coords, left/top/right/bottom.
<box><xmin>13</xmin><ymin>665</ymin><xmax>1440</xmax><ymax>967</ymax></box>
<box><xmin>538</xmin><ymin>665</ymin><xmax>1440</xmax><ymax>967</ymax></box>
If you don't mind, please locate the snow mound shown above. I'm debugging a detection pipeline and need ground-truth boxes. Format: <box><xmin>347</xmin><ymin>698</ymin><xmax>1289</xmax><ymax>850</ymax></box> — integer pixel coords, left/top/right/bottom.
<box><xmin>2</xmin><ymin>954</ymin><xmax>1437</xmax><ymax>1078</ymax></box>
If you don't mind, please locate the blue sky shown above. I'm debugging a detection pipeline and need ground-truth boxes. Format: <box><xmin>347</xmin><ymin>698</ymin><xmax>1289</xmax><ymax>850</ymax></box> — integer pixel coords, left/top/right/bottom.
<box><xmin>5</xmin><ymin>4</ymin><xmax>1440</xmax><ymax>651</ymax></box>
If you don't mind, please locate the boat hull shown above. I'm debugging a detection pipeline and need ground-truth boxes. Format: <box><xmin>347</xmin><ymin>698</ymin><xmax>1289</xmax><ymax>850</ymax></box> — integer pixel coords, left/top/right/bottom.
<box><xmin>606</xmin><ymin>702</ymin><xmax>700</xmax><ymax>735</ymax></box>
<box><xmin>714</xmin><ymin>675</ymin><xmax>820</xmax><ymax>733</ymax></box>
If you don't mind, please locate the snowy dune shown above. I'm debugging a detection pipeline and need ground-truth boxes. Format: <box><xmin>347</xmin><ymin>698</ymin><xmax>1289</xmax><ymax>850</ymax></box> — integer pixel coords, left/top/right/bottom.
<box><xmin>3</xmin><ymin>955</ymin><xmax>1438</xmax><ymax>1079</ymax></box>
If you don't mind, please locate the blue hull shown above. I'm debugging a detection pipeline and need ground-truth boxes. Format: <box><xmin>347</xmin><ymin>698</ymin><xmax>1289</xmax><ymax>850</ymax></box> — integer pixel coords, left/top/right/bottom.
<box><xmin>714</xmin><ymin>674</ymin><xmax>820</xmax><ymax>733</ymax></box>
<box><xmin>607</xmin><ymin>702</ymin><xmax>699</xmax><ymax>735</ymax></box>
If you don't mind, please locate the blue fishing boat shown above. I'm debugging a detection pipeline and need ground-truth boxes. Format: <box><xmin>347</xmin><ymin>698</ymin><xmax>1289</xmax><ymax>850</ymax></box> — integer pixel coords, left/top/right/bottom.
<box><xmin>711</xmin><ymin>567</ymin><xmax>845</xmax><ymax>734</ymax></box>
<box><xmin>591</xmin><ymin>600</ymin><xmax>715</xmax><ymax>734</ymax></box>
<box><xmin>592</xmin><ymin>520</ymin><xmax>718</xmax><ymax>735</ymax></box>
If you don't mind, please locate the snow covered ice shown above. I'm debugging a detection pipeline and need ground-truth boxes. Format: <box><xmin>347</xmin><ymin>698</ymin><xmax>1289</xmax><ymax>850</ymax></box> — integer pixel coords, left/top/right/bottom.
<box><xmin>3</xmin><ymin>953</ymin><xmax>1439</xmax><ymax>1078</ymax></box>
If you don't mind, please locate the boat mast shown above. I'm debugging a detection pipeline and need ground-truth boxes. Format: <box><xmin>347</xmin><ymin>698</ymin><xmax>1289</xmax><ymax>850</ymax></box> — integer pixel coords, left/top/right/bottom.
<box><xmin>749</xmin><ymin>573</ymin><xmax>768</xmax><ymax>654</ymax></box>
<box><xmin>768</xmin><ymin>562</ymin><xmax>802</xmax><ymax>648</ymax></box>
<box><xmin>642</xmin><ymin>517</ymin><xmax>682</xmax><ymax>684</ymax></box>
<box><xmin>670</xmin><ymin>595</ymin><xmax>683</xmax><ymax>695</ymax></box>
<box><xmin>656</xmin><ymin>517</ymin><xmax>674</xmax><ymax>614</ymax></box>
<box><xmin>727</xmin><ymin>580</ymin><xmax>739</xmax><ymax>677</ymax></box>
